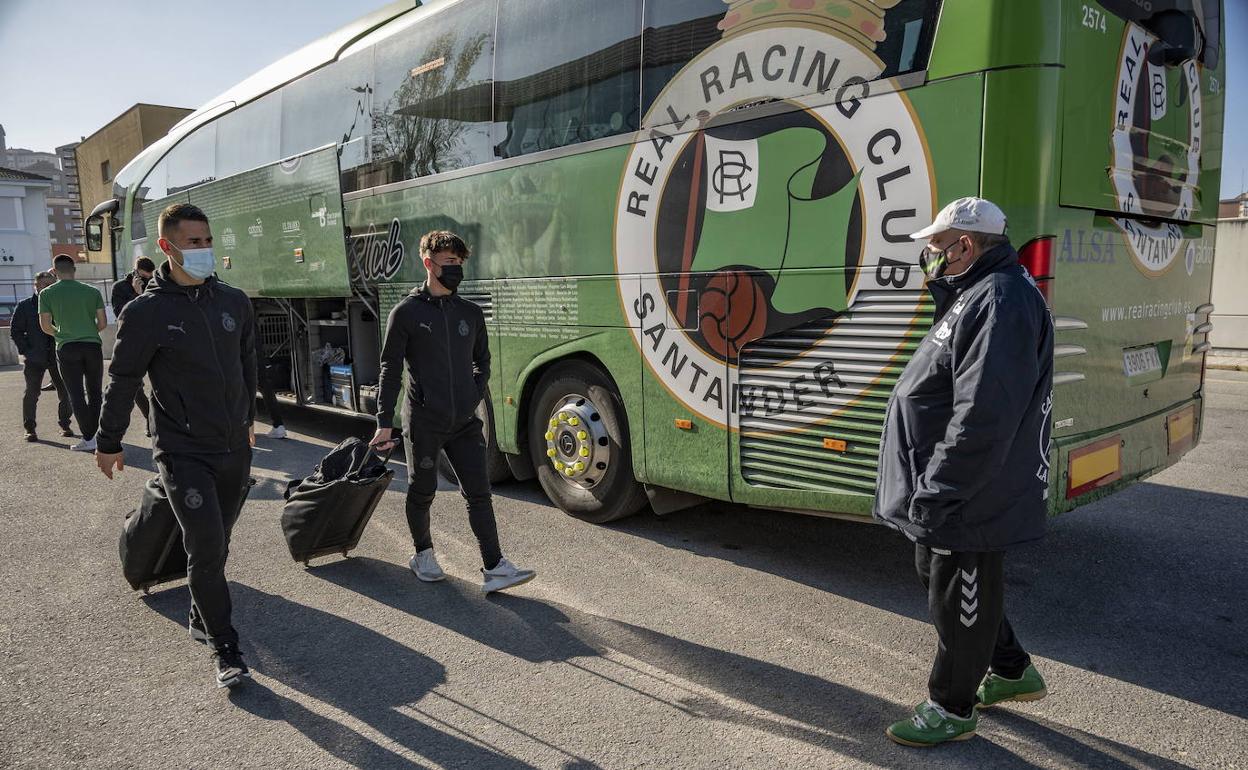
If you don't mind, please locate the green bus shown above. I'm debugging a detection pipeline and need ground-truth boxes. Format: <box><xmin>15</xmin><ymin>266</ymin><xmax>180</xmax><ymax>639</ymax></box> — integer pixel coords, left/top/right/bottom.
<box><xmin>88</xmin><ymin>0</ymin><xmax>1224</xmax><ymax>524</ymax></box>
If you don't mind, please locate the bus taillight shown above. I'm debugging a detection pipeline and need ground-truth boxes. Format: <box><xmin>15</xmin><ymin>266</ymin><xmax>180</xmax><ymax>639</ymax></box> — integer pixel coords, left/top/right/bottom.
<box><xmin>1018</xmin><ymin>236</ymin><xmax>1055</xmax><ymax>306</ymax></box>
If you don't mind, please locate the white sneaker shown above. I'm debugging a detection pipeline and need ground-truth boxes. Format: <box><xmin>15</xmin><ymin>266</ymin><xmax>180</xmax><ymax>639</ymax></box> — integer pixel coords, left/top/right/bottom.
<box><xmin>267</xmin><ymin>425</ymin><xmax>288</xmax><ymax>439</ymax></box>
<box><xmin>409</xmin><ymin>549</ymin><xmax>446</xmax><ymax>582</ymax></box>
<box><xmin>482</xmin><ymin>558</ymin><xmax>536</xmax><ymax>594</ymax></box>
<box><xmin>71</xmin><ymin>438</ymin><xmax>97</xmax><ymax>452</ymax></box>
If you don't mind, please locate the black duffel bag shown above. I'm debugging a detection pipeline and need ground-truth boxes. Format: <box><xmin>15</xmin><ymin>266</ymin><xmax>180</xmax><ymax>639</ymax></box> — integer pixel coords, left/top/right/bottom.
<box><xmin>120</xmin><ymin>475</ymin><xmax>256</xmax><ymax>592</ymax></box>
<box><xmin>281</xmin><ymin>436</ymin><xmax>395</xmax><ymax>565</ymax></box>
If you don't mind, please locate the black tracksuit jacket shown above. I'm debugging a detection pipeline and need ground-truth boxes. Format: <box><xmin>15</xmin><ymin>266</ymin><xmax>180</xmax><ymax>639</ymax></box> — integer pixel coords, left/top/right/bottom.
<box><xmin>110</xmin><ymin>271</ymin><xmax>148</xmax><ymax>317</ymax></box>
<box><xmin>376</xmin><ymin>284</ymin><xmax>489</xmax><ymax>432</ymax></box>
<box><xmin>873</xmin><ymin>244</ymin><xmax>1055</xmax><ymax>551</ymax></box>
<box><xmin>10</xmin><ymin>294</ymin><xmax>55</xmax><ymax>366</ymax></box>
<box><xmin>96</xmin><ymin>263</ymin><xmax>256</xmax><ymax>456</ymax></box>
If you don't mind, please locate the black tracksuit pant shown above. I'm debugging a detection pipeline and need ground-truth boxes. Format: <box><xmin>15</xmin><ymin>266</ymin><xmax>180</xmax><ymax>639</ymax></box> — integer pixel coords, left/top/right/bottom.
<box><xmin>257</xmin><ymin>363</ymin><xmax>284</xmax><ymax>427</ymax></box>
<box><xmin>56</xmin><ymin>341</ymin><xmax>104</xmax><ymax>440</ymax></box>
<box><xmin>22</xmin><ymin>357</ymin><xmax>72</xmax><ymax>433</ymax></box>
<box><xmin>404</xmin><ymin>416</ymin><xmax>502</xmax><ymax>569</ymax></box>
<box><xmin>157</xmin><ymin>448</ymin><xmax>252</xmax><ymax>648</ymax></box>
<box><xmin>915</xmin><ymin>545</ymin><xmax>1032</xmax><ymax>718</ymax></box>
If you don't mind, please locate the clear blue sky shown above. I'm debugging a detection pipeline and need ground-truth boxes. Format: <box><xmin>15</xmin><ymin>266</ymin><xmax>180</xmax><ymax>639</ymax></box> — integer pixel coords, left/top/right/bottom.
<box><xmin>0</xmin><ymin>0</ymin><xmax>377</xmax><ymax>149</ymax></box>
<box><xmin>1</xmin><ymin>0</ymin><xmax>1244</xmax><ymax>198</ymax></box>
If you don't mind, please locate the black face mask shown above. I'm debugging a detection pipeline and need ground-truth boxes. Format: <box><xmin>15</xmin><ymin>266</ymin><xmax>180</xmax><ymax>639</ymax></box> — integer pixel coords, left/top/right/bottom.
<box><xmin>437</xmin><ymin>264</ymin><xmax>464</xmax><ymax>292</ymax></box>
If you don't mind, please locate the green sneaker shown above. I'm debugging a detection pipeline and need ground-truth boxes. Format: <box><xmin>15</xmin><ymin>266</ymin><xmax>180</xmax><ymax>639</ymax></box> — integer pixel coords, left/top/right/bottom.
<box><xmin>976</xmin><ymin>663</ymin><xmax>1048</xmax><ymax>708</ymax></box>
<box><xmin>886</xmin><ymin>700</ymin><xmax>978</xmax><ymax>747</ymax></box>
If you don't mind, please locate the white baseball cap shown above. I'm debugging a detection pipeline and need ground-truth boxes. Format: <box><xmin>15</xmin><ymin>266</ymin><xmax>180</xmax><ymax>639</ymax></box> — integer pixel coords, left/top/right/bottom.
<box><xmin>909</xmin><ymin>197</ymin><xmax>1008</xmax><ymax>240</ymax></box>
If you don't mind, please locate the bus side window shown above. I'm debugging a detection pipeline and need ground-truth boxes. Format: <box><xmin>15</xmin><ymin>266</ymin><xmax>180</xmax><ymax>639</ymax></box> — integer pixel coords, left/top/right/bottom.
<box><xmin>281</xmin><ymin>48</ymin><xmax>376</xmax><ymax>192</ymax></box>
<box><xmin>493</xmin><ymin>0</ymin><xmax>643</xmax><ymax>160</ymax></box>
<box><xmin>641</xmin><ymin>0</ymin><xmax>939</xmax><ymax>127</ymax></box>
<box><xmin>132</xmin><ymin>157</ymin><xmax>169</xmax><ymax>242</ymax></box>
<box><xmin>165</xmin><ymin>122</ymin><xmax>216</xmax><ymax>196</ymax></box>
<box><xmin>364</xmin><ymin>0</ymin><xmax>497</xmax><ymax>187</ymax></box>
<box><xmin>641</xmin><ymin>0</ymin><xmax>723</xmax><ymax>122</ymax></box>
<box><xmin>216</xmin><ymin>92</ymin><xmax>281</xmax><ymax>180</ymax></box>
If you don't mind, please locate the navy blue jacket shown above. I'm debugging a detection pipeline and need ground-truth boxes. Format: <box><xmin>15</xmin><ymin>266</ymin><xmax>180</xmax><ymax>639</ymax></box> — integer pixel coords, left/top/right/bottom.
<box><xmin>873</xmin><ymin>243</ymin><xmax>1055</xmax><ymax>551</ymax></box>
<box><xmin>10</xmin><ymin>294</ymin><xmax>54</xmax><ymax>366</ymax></box>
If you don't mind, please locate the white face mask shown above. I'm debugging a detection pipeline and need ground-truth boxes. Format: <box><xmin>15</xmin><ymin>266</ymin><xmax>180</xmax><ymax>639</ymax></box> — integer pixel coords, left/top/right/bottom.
<box><xmin>173</xmin><ymin>245</ymin><xmax>215</xmax><ymax>279</ymax></box>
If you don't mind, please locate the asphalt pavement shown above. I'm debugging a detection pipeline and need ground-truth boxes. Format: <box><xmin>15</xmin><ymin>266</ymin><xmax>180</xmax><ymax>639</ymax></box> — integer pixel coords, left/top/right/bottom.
<box><xmin>0</xmin><ymin>366</ymin><xmax>1245</xmax><ymax>769</ymax></box>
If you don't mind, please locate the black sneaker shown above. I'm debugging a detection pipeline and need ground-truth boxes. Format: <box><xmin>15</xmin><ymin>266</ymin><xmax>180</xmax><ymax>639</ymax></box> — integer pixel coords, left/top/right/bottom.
<box><xmin>212</xmin><ymin>643</ymin><xmax>250</xmax><ymax>688</ymax></box>
<box><xmin>189</xmin><ymin>615</ymin><xmax>208</xmax><ymax>645</ymax></box>
<box><xmin>60</xmin><ymin>427</ymin><xmax>74</xmax><ymax>438</ymax></box>
<box><xmin>24</xmin><ymin>430</ymin><xmax>37</xmax><ymax>442</ymax></box>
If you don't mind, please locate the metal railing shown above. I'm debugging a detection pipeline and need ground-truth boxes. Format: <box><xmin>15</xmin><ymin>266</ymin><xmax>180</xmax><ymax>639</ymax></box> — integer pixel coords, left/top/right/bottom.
<box><xmin>0</xmin><ymin>279</ymin><xmax>117</xmax><ymax>325</ymax></box>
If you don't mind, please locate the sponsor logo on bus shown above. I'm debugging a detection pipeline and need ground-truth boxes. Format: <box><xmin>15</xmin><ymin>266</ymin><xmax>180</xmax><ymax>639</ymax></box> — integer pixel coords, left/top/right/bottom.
<box><xmin>1109</xmin><ymin>22</ymin><xmax>1203</xmax><ymax>276</ymax></box>
<box><xmin>614</xmin><ymin>11</ymin><xmax>932</xmax><ymax>427</ymax></box>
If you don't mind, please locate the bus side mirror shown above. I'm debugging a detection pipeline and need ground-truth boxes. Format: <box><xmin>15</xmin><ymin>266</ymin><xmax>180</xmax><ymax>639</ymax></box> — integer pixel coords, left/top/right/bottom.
<box><xmin>86</xmin><ymin>216</ymin><xmax>104</xmax><ymax>253</ymax></box>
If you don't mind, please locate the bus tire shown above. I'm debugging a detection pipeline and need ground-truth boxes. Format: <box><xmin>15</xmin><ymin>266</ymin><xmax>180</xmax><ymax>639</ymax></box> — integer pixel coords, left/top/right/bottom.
<box><xmin>437</xmin><ymin>392</ymin><xmax>512</xmax><ymax>486</ymax></box>
<box><xmin>527</xmin><ymin>361</ymin><xmax>646</xmax><ymax>524</ymax></box>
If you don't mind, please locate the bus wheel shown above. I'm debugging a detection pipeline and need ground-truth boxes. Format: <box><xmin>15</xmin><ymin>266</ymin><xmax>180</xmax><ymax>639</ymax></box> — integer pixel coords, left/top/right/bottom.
<box><xmin>528</xmin><ymin>361</ymin><xmax>647</xmax><ymax>523</ymax></box>
<box><xmin>438</xmin><ymin>393</ymin><xmax>512</xmax><ymax>486</ymax></box>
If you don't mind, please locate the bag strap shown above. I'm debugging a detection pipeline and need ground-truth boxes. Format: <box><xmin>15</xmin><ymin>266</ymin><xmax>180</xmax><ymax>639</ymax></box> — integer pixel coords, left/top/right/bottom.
<box><xmin>351</xmin><ymin>433</ymin><xmax>399</xmax><ymax>477</ymax></box>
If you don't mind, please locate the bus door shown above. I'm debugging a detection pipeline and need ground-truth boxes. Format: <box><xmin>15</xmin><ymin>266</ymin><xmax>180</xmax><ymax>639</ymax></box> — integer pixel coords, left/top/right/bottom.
<box><xmin>638</xmin><ymin>268</ymin><xmax>732</xmax><ymax>504</ymax></box>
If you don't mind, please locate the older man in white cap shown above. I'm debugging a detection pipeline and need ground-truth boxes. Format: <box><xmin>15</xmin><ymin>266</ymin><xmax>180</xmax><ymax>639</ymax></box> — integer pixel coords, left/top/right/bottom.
<box><xmin>875</xmin><ymin>197</ymin><xmax>1054</xmax><ymax>747</ymax></box>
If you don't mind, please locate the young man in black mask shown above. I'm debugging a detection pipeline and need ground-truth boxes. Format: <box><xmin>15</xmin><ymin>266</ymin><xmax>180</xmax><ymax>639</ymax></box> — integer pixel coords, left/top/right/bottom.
<box><xmin>370</xmin><ymin>231</ymin><xmax>535</xmax><ymax>593</ymax></box>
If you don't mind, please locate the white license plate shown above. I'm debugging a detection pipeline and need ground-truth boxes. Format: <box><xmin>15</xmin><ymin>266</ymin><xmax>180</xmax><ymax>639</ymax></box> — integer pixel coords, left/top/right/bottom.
<box><xmin>1123</xmin><ymin>345</ymin><xmax>1163</xmax><ymax>378</ymax></box>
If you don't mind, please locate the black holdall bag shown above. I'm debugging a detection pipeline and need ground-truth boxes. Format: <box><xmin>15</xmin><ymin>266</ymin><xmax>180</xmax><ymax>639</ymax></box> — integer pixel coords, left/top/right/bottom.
<box><xmin>120</xmin><ymin>475</ymin><xmax>256</xmax><ymax>592</ymax></box>
<box><xmin>280</xmin><ymin>436</ymin><xmax>396</xmax><ymax>565</ymax></box>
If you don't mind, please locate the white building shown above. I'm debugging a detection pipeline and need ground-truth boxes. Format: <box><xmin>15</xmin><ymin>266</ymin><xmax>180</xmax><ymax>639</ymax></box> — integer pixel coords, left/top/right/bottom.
<box><xmin>1212</xmin><ymin>218</ymin><xmax>1248</xmax><ymax>355</ymax></box>
<box><xmin>0</xmin><ymin>166</ymin><xmax>53</xmax><ymax>291</ymax></box>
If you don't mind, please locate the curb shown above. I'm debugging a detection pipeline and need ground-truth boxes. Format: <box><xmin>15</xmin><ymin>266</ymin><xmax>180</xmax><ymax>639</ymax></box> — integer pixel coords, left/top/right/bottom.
<box><xmin>1208</xmin><ymin>359</ymin><xmax>1248</xmax><ymax>372</ymax></box>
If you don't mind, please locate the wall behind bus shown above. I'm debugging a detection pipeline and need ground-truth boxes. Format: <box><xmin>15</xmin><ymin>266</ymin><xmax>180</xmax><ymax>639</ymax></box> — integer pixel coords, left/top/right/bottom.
<box><xmin>1212</xmin><ymin>219</ymin><xmax>1248</xmax><ymax>354</ymax></box>
<box><xmin>76</xmin><ymin>103</ymin><xmax>192</xmax><ymax>275</ymax></box>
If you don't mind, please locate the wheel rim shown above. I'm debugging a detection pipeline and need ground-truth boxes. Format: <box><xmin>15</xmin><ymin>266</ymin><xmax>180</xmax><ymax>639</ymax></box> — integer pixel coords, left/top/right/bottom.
<box><xmin>542</xmin><ymin>393</ymin><xmax>610</xmax><ymax>489</ymax></box>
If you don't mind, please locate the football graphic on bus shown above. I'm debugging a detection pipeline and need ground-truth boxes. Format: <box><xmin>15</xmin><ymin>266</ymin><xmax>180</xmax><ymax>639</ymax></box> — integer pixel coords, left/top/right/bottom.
<box><xmin>654</xmin><ymin>109</ymin><xmax>863</xmax><ymax>361</ymax></box>
<box><xmin>699</xmin><ymin>270</ymin><xmax>768</xmax><ymax>358</ymax></box>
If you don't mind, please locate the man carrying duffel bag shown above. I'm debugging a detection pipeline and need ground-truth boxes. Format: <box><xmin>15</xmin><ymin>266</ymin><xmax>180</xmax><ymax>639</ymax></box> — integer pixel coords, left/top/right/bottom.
<box><xmin>95</xmin><ymin>203</ymin><xmax>257</xmax><ymax>689</ymax></box>
<box><xmin>370</xmin><ymin>230</ymin><xmax>535</xmax><ymax>593</ymax></box>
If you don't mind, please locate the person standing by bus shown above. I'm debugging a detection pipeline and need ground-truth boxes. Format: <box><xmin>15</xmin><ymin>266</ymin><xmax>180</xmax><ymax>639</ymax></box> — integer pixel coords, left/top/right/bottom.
<box><xmin>110</xmin><ymin>256</ymin><xmax>156</xmax><ymax>435</ymax></box>
<box><xmin>874</xmin><ymin>198</ymin><xmax>1054</xmax><ymax>747</ymax></box>
<box><xmin>369</xmin><ymin>230</ymin><xmax>535</xmax><ymax>593</ymax></box>
<box><xmin>255</xmin><ymin>332</ymin><xmax>288</xmax><ymax>440</ymax></box>
<box><xmin>38</xmin><ymin>254</ymin><xmax>107</xmax><ymax>452</ymax></box>
<box><xmin>95</xmin><ymin>203</ymin><xmax>258</xmax><ymax>689</ymax></box>
<box><xmin>12</xmin><ymin>271</ymin><xmax>73</xmax><ymax>442</ymax></box>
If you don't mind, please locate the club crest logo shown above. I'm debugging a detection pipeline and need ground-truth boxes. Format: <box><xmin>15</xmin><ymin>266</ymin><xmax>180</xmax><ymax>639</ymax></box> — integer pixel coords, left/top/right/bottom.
<box><xmin>1109</xmin><ymin>22</ymin><xmax>1203</xmax><ymax>276</ymax></box>
<box><xmin>221</xmin><ymin>312</ymin><xmax>236</xmax><ymax>333</ymax></box>
<box><xmin>184</xmin><ymin>488</ymin><xmax>203</xmax><ymax>510</ymax></box>
<box><xmin>458</xmin><ymin>319</ymin><xmax>470</xmax><ymax>337</ymax></box>
<box><xmin>614</xmin><ymin>1</ymin><xmax>932</xmax><ymax>426</ymax></box>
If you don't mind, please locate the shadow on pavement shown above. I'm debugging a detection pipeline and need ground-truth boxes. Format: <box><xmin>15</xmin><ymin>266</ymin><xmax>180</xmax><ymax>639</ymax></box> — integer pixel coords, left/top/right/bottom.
<box><xmin>311</xmin><ymin>557</ymin><xmax>1190</xmax><ymax>769</ymax></box>
<box><xmin>594</xmin><ymin>481</ymin><xmax>1247</xmax><ymax>721</ymax></box>
<box><xmin>143</xmin><ymin>584</ymin><xmax>540</xmax><ymax>770</ymax></box>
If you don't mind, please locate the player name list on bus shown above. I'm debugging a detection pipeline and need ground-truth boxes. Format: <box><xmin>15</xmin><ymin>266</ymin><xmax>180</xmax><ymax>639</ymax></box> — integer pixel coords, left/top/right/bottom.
<box><xmin>495</xmin><ymin>278</ymin><xmax>581</xmax><ymax>339</ymax></box>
